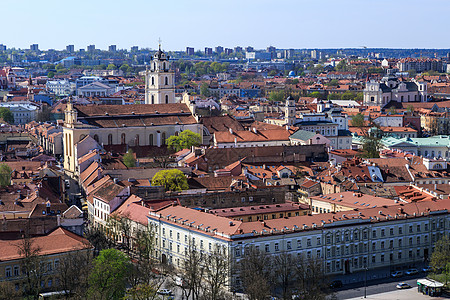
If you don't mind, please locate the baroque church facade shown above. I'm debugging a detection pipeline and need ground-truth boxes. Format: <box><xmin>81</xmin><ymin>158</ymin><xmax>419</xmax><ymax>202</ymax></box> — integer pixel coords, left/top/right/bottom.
<box><xmin>63</xmin><ymin>47</ymin><xmax>202</xmax><ymax>174</ymax></box>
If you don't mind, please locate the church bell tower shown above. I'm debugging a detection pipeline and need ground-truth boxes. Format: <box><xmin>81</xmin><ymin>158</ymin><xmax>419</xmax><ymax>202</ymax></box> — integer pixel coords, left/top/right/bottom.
<box><xmin>145</xmin><ymin>43</ymin><xmax>176</xmax><ymax>105</ymax></box>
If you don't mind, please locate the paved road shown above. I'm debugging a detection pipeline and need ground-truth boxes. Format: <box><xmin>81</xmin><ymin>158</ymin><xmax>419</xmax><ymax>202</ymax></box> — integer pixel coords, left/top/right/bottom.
<box><xmin>335</xmin><ymin>274</ymin><xmax>425</xmax><ymax>299</ymax></box>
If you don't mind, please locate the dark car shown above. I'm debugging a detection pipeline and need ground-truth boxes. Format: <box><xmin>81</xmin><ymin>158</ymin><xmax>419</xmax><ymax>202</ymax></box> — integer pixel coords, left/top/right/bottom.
<box><xmin>330</xmin><ymin>280</ymin><xmax>343</xmax><ymax>289</ymax></box>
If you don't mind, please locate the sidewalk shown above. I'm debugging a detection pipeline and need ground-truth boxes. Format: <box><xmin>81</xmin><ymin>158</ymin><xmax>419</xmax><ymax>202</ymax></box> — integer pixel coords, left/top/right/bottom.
<box><xmin>332</xmin><ymin>263</ymin><xmax>428</xmax><ymax>287</ymax></box>
<box><xmin>345</xmin><ymin>288</ymin><xmax>447</xmax><ymax>300</ymax></box>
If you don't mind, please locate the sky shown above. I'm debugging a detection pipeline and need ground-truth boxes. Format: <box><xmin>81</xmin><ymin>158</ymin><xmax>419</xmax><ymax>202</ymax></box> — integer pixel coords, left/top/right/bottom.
<box><xmin>2</xmin><ymin>0</ymin><xmax>450</xmax><ymax>51</ymax></box>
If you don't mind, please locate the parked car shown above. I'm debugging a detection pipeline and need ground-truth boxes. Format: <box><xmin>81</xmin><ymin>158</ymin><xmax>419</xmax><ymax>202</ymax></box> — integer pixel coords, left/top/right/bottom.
<box><xmin>330</xmin><ymin>280</ymin><xmax>343</xmax><ymax>289</ymax></box>
<box><xmin>396</xmin><ymin>282</ymin><xmax>411</xmax><ymax>289</ymax></box>
<box><xmin>157</xmin><ymin>289</ymin><xmax>173</xmax><ymax>296</ymax></box>
<box><xmin>391</xmin><ymin>271</ymin><xmax>403</xmax><ymax>278</ymax></box>
<box><xmin>422</xmin><ymin>266</ymin><xmax>433</xmax><ymax>273</ymax></box>
<box><xmin>406</xmin><ymin>268</ymin><xmax>419</xmax><ymax>275</ymax></box>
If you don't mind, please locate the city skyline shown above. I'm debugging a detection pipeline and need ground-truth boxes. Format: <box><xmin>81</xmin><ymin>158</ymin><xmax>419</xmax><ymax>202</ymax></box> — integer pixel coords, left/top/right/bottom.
<box><xmin>3</xmin><ymin>0</ymin><xmax>450</xmax><ymax>51</ymax></box>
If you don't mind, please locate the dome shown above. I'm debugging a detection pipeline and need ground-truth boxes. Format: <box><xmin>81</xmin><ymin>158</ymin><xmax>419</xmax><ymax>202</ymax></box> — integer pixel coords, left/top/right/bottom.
<box><xmin>288</xmin><ymin>71</ymin><xmax>295</xmax><ymax>77</ymax></box>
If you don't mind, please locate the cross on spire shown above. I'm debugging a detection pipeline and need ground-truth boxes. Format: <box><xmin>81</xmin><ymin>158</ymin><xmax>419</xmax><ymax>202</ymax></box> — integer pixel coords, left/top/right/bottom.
<box><xmin>158</xmin><ymin>37</ymin><xmax>162</xmax><ymax>50</ymax></box>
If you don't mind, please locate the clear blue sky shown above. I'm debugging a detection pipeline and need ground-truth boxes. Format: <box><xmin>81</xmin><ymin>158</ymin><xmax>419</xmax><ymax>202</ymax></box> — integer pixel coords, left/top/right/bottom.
<box><xmin>3</xmin><ymin>0</ymin><xmax>449</xmax><ymax>50</ymax></box>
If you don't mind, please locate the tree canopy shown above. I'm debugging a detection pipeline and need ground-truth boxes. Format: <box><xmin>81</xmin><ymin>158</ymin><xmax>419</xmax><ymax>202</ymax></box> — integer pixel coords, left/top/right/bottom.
<box><xmin>0</xmin><ymin>164</ymin><xmax>12</xmax><ymax>187</ymax></box>
<box><xmin>88</xmin><ymin>248</ymin><xmax>131</xmax><ymax>300</ymax></box>
<box><xmin>351</xmin><ymin>113</ymin><xmax>365</xmax><ymax>127</ymax></box>
<box><xmin>268</xmin><ymin>90</ymin><xmax>285</xmax><ymax>102</ymax></box>
<box><xmin>151</xmin><ymin>169</ymin><xmax>188</xmax><ymax>191</ymax></box>
<box><xmin>0</xmin><ymin>107</ymin><xmax>14</xmax><ymax>124</ymax></box>
<box><xmin>167</xmin><ymin>130</ymin><xmax>201</xmax><ymax>152</ymax></box>
<box><xmin>123</xmin><ymin>149</ymin><xmax>136</xmax><ymax>168</ymax></box>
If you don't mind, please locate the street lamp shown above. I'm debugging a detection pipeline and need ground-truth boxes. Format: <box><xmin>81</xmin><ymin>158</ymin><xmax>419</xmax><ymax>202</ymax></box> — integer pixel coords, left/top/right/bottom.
<box><xmin>364</xmin><ymin>266</ymin><xmax>368</xmax><ymax>298</ymax></box>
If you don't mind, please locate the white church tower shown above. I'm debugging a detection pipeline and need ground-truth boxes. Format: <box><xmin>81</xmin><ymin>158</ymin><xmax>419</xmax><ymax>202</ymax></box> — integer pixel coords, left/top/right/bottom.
<box><xmin>285</xmin><ymin>95</ymin><xmax>296</xmax><ymax>126</ymax></box>
<box><xmin>145</xmin><ymin>44</ymin><xmax>176</xmax><ymax>104</ymax></box>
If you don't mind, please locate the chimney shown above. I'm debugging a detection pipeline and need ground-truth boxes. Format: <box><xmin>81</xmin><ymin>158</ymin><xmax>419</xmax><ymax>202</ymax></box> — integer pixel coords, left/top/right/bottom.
<box><xmin>252</xmin><ymin>127</ymin><xmax>257</xmax><ymax>134</ymax></box>
<box><xmin>229</xmin><ymin>128</ymin><xmax>233</xmax><ymax>134</ymax></box>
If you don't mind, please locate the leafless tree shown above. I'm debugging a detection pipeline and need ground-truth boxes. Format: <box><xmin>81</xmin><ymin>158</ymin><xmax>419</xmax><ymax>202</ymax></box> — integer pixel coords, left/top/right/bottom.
<box><xmin>179</xmin><ymin>241</ymin><xmax>205</xmax><ymax>300</ymax></box>
<box><xmin>201</xmin><ymin>245</ymin><xmax>230</xmax><ymax>300</ymax></box>
<box><xmin>0</xmin><ymin>282</ymin><xmax>21</xmax><ymax>299</ymax></box>
<box><xmin>238</xmin><ymin>247</ymin><xmax>273</xmax><ymax>300</ymax></box>
<box><xmin>107</xmin><ymin>213</ymin><xmax>133</xmax><ymax>254</ymax></box>
<box><xmin>273</xmin><ymin>251</ymin><xmax>297</xmax><ymax>300</ymax></box>
<box><xmin>16</xmin><ymin>234</ymin><xmax>44</xmax><ymax>299</ymax></box>
<box><xmin>294</xmin><ymin>255</ymin><xmax>329</xmax><ymax>300</ymax></box>
<box><xmin>55</xmin><ymin>246</ymin><xmax>93</xmax><ymax>299</ymax></box>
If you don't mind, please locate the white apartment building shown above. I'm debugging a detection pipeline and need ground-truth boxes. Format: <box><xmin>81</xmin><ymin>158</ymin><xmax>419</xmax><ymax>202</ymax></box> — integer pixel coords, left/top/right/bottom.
<box><xmin>0</xmin><ymin>102</ymin><xmax>38</xmax><ymax>125</ymax></box>
<box><xmin>147</xmin><ymin>199</ymin><xmax>450</xmax><ymax>291</ymax></box>
<box><xmin>46</xmin><ymin>79</ymin><xmax>75</xmax><ymax>96</ymax></box>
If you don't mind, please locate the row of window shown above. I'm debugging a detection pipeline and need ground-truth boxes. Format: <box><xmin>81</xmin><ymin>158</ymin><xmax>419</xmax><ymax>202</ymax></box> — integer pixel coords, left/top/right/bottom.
<box><xmin>3</xmin><ymin>260</ymin><xmax>59</xmax><ymax>279</ymax></box>
<box><xmin>93</xmin><ymin>132</ymin><xmax>167</xmax><ymax>146</ymax></box>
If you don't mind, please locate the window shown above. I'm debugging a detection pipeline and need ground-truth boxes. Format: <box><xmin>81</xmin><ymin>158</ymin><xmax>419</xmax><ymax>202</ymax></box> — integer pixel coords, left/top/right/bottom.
<box><xmin>108</xmin><ymin>134</ymin><xmax>113</xmax><ymax>145</ymax></box>
<box><xmin>390</xmin><ymin>228</ymin><xmax>394</xmax><ymax>236</ymax></box>
<box><xmin>165</xmin><ymin>95</ymin><xmax>169</xmax><ymax>104</ymax></box>
<box><xmin>135</xmin><ymin>134</ymin><xmax>140</xmax><ymax>146</ymax></box>
<box><xmin>381</xmin><ymin>241</ymin><xmax>385</xmax><ymax>249</ymax></box>
<box><xmin>409</xmin><ymin>225</ymin><xmax>413</xmax><ymax>233</ymax></box>
<box><xmin>151</xmin><ymin>76</ymin><xmax>154</xmax><ymax>85</ymax></box>
<box><xmin>417</xmin><ymin>224</ymin><xmax>421</xmax><ymax>232</ymax></box>
<box><xmin>307</xmin><ymin>239</ymin><xmax>311</xmax><ymax>247</ymax></box>
<box><xmin>93</xmin><ymin>134</ymin><xmax>99</xmax><ymax>143</ymax></box>
<box><xmin>317</xmin><ymin>237</ymin><xmax>321</xmax><ymax>245</ymax></box>
<box><xmin>121</xmin><ymin>133</ymin><xmax>126</xmax><ymax>144</ymax></box>
<box><xmin>165</xmin><ymin>77</ymin><xmax>168</xmax><ymax>85</ymax></box>
<box><xmin>409</xmin><ymin>237</ymin><xmax>413</xmax><ymax>246</ymax></box>
<box><xmin>372</xmin><ymin>230</ymin><xmax>377</xmax><ymax>238</ymax></box>
<box><xmin>149</xmin><ymin>134</ymin><xmax>154</xmax><ymax>146</ymax></box>
<box><xmin>398</xmin><ymin>252</ymin><xmax>402</xmax><ymax>259</ymax></box>
<box><xmin>287</xmin><ymin>241</ymin><xmax>292</xmax><ymax>250</ymax></box>
<box><xmin>297</xmin><ymin>240</ymin><xmax>302</xmax><ymax>249</ymax></box>
<box><xmin>381</xmin><ymin>229</ymin><xmax>385</xmax><ymax>237</ymax></box>
<box><xmin>381</xmin><ymin>254</ymin><xmax>385</xmax><ymax>262</ymax></box>
<box><xmin>372</xmin><ymin>255</ymin><xmax>376</xmax><ymax>263</ymax></box>
<box><xmin>398</xmin><ymin>227</ymin><xmax>403</xmax><ymax>234</ymax></box>
<box><xmin>265</xmin><ymin>244</ymin><xmax>270</xmax><ymax>252</ymax></box>
<box><xmin>5</xmin><ymin>267</ymin><xmax>11</xmax><ymax>277</ymax></box>
<box><xmin>389</xmin><ymin>240</ymin><xmax>393</xmax><ymax>249</ymax></box>
<box><xmin>151</xmin><ymin>94</ymin><xmax>154</xmax><ymax>104</ymax></box>
<box><xmin>161</xmin><ymin>132</ymin><xmax>166</xmax><ymax>145</ymax></box>
<box><xmin>13</xmin><ymin>266</ymin><xmax>19</xmax><ymax>276</ymax></box>
<box><xmin>47</xmin><ymin>262</ymin><xmax>52</xmax><ymax>272</ymax></box>
<box><xmin>275</xmin><ymin>243</ymin><xmax>279</xmax><ymax>252</ymax></box>
<box><xmin>235</xmin><ymin>247</ymin><xmax>241</xmax><ymax>257</ymax></box>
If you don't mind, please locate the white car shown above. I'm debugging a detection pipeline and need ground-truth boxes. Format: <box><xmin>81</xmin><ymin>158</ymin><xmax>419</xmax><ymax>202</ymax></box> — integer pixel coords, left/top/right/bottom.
<box><xmin>396</xmin><ymin>282</ymin><xmax>411</xmax><ymax>289</ymax></box>
<box><xmin>157</xmin><ymin>289</ymin><xmax>173</xmax><ymax>296</ymax></box>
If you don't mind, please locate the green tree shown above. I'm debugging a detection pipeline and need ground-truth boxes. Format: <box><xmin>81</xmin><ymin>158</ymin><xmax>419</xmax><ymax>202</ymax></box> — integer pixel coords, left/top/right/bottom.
<box><xmin>327</xmin><ymin>79</ymin><xmax>339</xmax><ymax>86</ymax></box>
<box><xmin>0</xmin><ymin>107</ymin><xmax>14</xmax><ymax>124</ymax></box>
<box><xmin>351</xmin><ymin>113</ymin><xmax>365</xmax><ymax>127</ymax></box>
<box><xmin>268</xmin><ymin>90</ymin><xmax>285</xmax><ymax>102</ymax></box>
<box><xmin>119</xmin><ymin>64</ymin><xmax>130</xmax><ymax>73</ymax></box>
<box><xmin>106</xmin><ymin>64</ymin><xmax>117</xmax><ymax>70</ymax></box>
<box><xmin>123</xmin><ymin>149</ymin><xmax>136</xmax><ymax>168</ymax></box>
<box><xmin>200</xmin><ymin>83</ymin><xmax>211</xmax><ymax>97</ymax></box>
<box><xmin>308</xmin><ymin>91</ymin><xmax>326</xmax><ymax>100</ymax></box>
<box><xmin>151</xmin><ymin>169</ymin><xmax>188</xmax><ymax>191</ymax></box>
<box><xmin>431</xmin><ymin>235</ymin><xmax>450</xmax><ymax>282</ymax></box>
<box><xmin>335</xmin><ymin>60</ymin><xmax>347</xmax><ymax>71</ymax></box>
<box><xmin>327</xmin><ymin>93</ymin><xmax>341</xmax><ymax>100</ymax></box>
<box><xmin>88</xmin><ymin>249</ymin><xmax>131</xmax><ymax>300</ymax></box>
<box><xmin>341</xmin><ymin>91</ymin><xmax>356</xmax><ymax>100</ymax></box>
<box><xmin>361</xmin><ymin>135</ymin><xmax>382</xmax><ymax>158</ymax></box>
<box><xmin>406</xmin><ymin>105</ymin><xmax>415</xmax><ymax>113</ymax></box>
<box><xmin>166</xmin><ymin>130</ymin><xmax>201</xmax><ymax>152</ymax></box>
<box><xmin>47</xmin><ymin>71</ymin><xmax>55</xmax><ymax>78</ymax></box>
<box><xmin>0</xmin><ymin>164</ymin><xmax>12</xmax><ymax>187</ymax></box>
<box><xmin>387</xmin><ymin>106</ymin><xmax>397</xmax><ymax>115</ymax></box>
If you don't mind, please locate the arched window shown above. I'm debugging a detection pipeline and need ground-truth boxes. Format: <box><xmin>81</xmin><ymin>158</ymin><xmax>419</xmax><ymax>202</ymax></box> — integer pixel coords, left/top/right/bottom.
<box><xmin>165</xmin><ymin>95</ymin><xmax>169</xmax><ymax>104</ymax></box>
<box><xmin>163</xmin><ymin>62</ymin><xmax>166</xmax><ymax>70</ymax></box>
<box><xmin>93</xmin><ymin>134</ymin><xmax>99</xmax><ymax>143</ymax></box>
<box><xmin>149</xmin><ymin>134</ymin><xmax>154</xmax><ymax>146</ymax></box>
<box><xmin>151</xmin><ymin>76</ymin><xmax>154</xmax><ymax>85</ymax></box>
<box><xmin>121</xmin><ymin>133</ymin><xmax>126</xmax><ymax>144</ymax></box>
<box><xmin>108</xmin><ymin>134</ymin><xmax>113</xmax><ymax>145</ymax></box>
<box><xmin>153</xmin><ymin>63</ymin><xmax>156</xmax><ymax>70</ymax></box>
<box><xmin>161</xmin><ymin>132</ymin><xmax>166</xmax><ymax>145</ymax></box>
<box><xmin>135</xmin><ymin>134</ymin><xmax>140</xmax><ymax>146</ymax></box>
<box><xmin>175</xmin><ymin>131</ymin><xmax>179</xmax><ymax>136</ymax></box>
<box><xmin>165</xmin><ymin>77</ymin><xmax>168</xmax><ymax>85</ymax></box>
<box><xmin>151</xmin><ymin>95</ymin><xmax>154</xmax><ymax>104</ymax></box>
